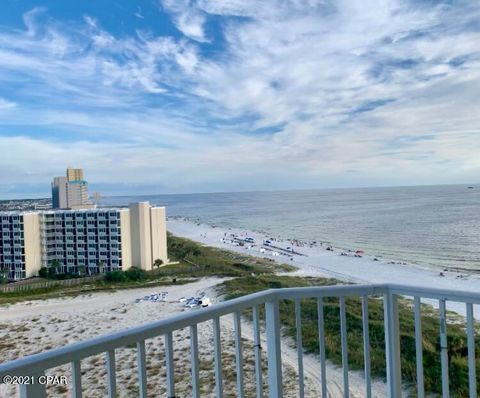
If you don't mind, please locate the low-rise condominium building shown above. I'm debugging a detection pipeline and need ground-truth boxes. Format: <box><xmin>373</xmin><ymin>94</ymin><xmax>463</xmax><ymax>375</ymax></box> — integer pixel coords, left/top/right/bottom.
<box><xmin>0</xmin><ymin>202</ymin><xmax>168</xmax><ymax>281</ymax></box>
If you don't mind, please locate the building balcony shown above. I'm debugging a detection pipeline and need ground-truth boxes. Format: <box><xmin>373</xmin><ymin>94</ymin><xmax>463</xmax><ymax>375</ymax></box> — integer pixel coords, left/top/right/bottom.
<box><xmin>0</xmin><ymin>284</ymin><xmax>478</xmax><ymax>398</ymax></box>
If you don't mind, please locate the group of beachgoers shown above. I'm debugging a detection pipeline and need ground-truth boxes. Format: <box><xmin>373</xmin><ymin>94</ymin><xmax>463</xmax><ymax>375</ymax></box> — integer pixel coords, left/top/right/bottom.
<box><xmin>135</xmin><ymin>292</ymin><xmax>169</xmax><ymax>303</ymax></box>
<box><xmin>173</xmin><ymin>216</ymin><xmax>473</xmax><ymax>282</ymax></box>
<box><xmin>134</xmin><ymin>290</ymin><xmax>212</xmax><ymax>309</ymax></box>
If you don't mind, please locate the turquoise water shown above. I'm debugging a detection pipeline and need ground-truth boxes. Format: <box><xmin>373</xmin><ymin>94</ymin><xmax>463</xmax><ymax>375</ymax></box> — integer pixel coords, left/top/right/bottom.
<box><xmin>101</xmin><ymin>185</ymin><xmax>480</xmax><ymax>271</ymax></box>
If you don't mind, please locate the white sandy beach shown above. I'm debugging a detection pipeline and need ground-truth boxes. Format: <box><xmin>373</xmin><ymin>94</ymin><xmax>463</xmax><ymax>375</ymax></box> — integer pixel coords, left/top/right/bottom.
<box><xmin>167</xmin><ymin>217</ymin><xmax>480</xmax><ymax>319</ymax></box>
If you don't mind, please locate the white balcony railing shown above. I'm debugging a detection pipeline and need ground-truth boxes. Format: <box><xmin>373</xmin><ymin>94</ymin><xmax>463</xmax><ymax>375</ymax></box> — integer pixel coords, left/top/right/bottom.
<box><xmin>0</xmin><ymin>283</ymin><xmax>478</xmax><ymax>398</ymax></box>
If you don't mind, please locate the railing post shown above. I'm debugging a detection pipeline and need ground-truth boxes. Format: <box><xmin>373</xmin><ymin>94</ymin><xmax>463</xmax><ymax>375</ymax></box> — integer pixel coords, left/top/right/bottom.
<box><xmin>384</xmin><ymin>292</ymin><xmax>402</xmax><ymax>398</ymax></box>
<box><xmin>190</xmin><ymin>325</ymin><xmax>200</xmax><ymax>398</ymax></box>
<box><xmin>19</xmin><ymin>373</ymin><xmax>46</xmax><ymax>398</ymax></box>
<box><xmin>213</xmin><ymin>317</ymin><xmax>223</xmax><ymax>398</ymax></box>
<box><xmin>439</xmin><ymin>300</ymin><xmax>449</xmax><ymax>398</ymax></box>
<box><xmin>265</xmin><ymin>299</ymin><xmax>282</xmax><ymax>398</ymax></box>
<box><xmin>466</xmin><ymin>303</ymin><xmax>477</xmax><ymax>398</ymax></box>
<box><xmin>106</xmin><ymin>349</ymin><xmax>117</xmax><ymax>398</ymax></box>
<box><xmin>317</xmin><ymin>298</ymin><xmax>327</xmax><ymax>398</ymax></box>
<box><xmin>165</xmin><ymin>332</ymin><xmax>176</xmax><ymax>398</ymax></box>
<box><xmin>72</xmin><ymin>360</ymin><xmax>82</xmax><ymax>398</ymax></box>
<box><xmin>252</xmin><ymin>306</ymin><xmax>263</xmax><ymax>398</ymax></box>
<box><xmin>362</xmin><ymin>296</ymin><xmax>372</xmax><ymax>398</ymax></box>
<box><xmin>234</xmin><ymin>311</ymin><xmax>245</xmax><ymax>398</ymax></box>
<box><xmin>136</xmin><ymin>340</ymin><xmax>147</xmax><ymax>398</ymax></box>
<box><xmin>413</xmin><ymin>297</ymin><xmax>424</xmax><ymax>398</ymax></box>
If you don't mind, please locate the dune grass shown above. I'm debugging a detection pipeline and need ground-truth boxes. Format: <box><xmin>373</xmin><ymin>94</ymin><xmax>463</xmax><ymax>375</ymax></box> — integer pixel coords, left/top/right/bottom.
<box><xmin>219</xmin><ymin>275</ymin><xmax>480</xmax><ymax>397</ymax></box>
<box><xmin>158</xmin><ymin>233</ymin><xmax>296</xmax><ymax>277</ymax></box>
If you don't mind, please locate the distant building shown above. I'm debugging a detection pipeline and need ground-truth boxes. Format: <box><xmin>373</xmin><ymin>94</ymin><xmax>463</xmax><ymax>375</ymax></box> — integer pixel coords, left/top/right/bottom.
<box><xmin>51</xmin><ymin>168</ymin><xmax>92</xmax><ymax>209</ymax></box>
<box><xmin>34</xmin><ymin>203</ymin><xmax>51</xmax><ymax>210</ymax></box>
<box><xmin>67</xmin><ymin>180</ymin><xmax>90</xmax><ymax>209</ymax></box>
<box><xmin>0</xmin><ymin>202</ymin><xmax>168</xmax><ymax>281</ymax></box>
<box><xmin>66</xmin><ymin>167</ymin><xmax>84</xmax><ymax>182</ymax></box>
<box><xmin>51</xmin><ymin>176</ymin><xmax>68</xmax><ymax>209</ymax></box>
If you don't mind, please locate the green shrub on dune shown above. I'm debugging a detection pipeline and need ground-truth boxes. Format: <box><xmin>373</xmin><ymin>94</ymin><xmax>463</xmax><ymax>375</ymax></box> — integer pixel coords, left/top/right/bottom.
<box><xmin>219</xmin><ymin>275</ymin><xmax>480</xmax><ymax>397</ymax></box>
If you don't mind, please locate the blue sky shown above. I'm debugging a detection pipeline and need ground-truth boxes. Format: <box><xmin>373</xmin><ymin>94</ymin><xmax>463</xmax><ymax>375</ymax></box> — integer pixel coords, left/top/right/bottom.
<box><xmin>0</xmin><ymin>0</ymin><xmax>479</xmax><ymax>198</ymax></box>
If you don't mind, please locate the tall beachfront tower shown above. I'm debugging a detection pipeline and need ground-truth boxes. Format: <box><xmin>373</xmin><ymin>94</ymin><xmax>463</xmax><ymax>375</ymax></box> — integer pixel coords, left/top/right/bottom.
<box><xmin>67</xmin><ymin>181</ymin><xmax>90</xmax><ymax>209</ymax></box>
<box><xmin>51</xmin><ymin>176</ymin><xmax>68</xmax><ymax>209</ymax></box>
<box><xmin>66</xmin><ymin>168</ymin><xmax>84</xmax><ymax>182</ymax></box>
<box><xmin>66</xmin><ymin>167</ymin><xmax>90</xmax><ymax>209</ymax></box>
<box><xmin>0</xmin><ymin>202</ymin><xmax>168</xmax><ymax>281</ymax></box>
<box><xmin>51</xmin><ymin>168</ymin><xmax>92</xmax><ymax>209</ymax></box>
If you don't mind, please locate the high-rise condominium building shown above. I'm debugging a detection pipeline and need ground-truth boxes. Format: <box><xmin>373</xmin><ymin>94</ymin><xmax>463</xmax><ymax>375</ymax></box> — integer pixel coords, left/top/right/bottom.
<box><xmin>51</xmin><ymin>176</ymin><xmax>68</xmax><ymax>209</ymax></box>
<box><xmin>51</xmin><ymin>168</ymin><xmax>92</xmax><ymax>209</ymax></box>
<box><xmin>67</xmin><ymin>180</ymin><xmax>89</xmax><ymax>209</ymax></box>
<box><xmin>0</xmin><ymin>202</ymin><xmax>168</xmax><ymax>281</ymax></box>
<box><xmin>66</xmin><ymin>167</ymin><xmax>84</xmax><ymax>182</ymax></box>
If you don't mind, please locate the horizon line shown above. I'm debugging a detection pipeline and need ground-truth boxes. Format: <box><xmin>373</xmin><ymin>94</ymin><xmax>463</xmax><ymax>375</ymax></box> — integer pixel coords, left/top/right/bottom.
<box><xmin>2</xmin><ymin>182</ymin><xmax>478</xmax><ymax>201</ymax></box>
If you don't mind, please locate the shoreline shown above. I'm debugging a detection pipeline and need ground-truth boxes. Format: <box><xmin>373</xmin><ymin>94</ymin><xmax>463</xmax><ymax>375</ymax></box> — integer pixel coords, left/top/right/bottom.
<box><xmin>171</xmin><ymin>216</ymin><xmax>480</xmax><ymax>276</ymax></box>
<box><xmin>167</xmin><ymin>217</ymin><xmax>480</xmax><ymax>319</ymax></box>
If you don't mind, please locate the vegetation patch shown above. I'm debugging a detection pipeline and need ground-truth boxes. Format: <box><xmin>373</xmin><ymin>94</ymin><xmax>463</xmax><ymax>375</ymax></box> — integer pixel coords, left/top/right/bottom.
<box><xmin>219</xmin><ymin>275</ymin><xmax>480</xmax><ymax>397</ymax></box>
<box><xmin>160</xmin><ymin>234</ymin><xmax>296</xmax><ymax>277</ymax></box>
<box><xmin>0</xmin><ymin>234</ymin><xmax>293</xmax><ymax>305</ymax></box>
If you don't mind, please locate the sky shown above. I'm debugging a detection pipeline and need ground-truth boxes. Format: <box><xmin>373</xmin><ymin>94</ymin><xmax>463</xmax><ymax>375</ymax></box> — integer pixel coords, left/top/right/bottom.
<box><xmin>0</xmin><ymin>0</ymin><xmax>479</xmax><ymax>198</ymax></box>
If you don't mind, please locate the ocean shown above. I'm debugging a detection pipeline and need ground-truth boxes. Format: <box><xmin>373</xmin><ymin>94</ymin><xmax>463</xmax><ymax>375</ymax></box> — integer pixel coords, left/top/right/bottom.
<box><xmin>100</xmin><ymin>185</ymin><xmax>480</xmax><ymax>272</ymax></box>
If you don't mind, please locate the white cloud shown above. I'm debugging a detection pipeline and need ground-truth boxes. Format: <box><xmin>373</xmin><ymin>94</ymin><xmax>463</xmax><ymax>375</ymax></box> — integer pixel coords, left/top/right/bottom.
<box><xmin>197</xmin><ymin>0</ymin><xmax>272</xmax><ymax>17</ymax></box>
<box><xmin>0</xmin><ymin>98</ymin><xmax>16</xmax><ymax>109</ymax></box>
<box><xmin>161</xmin><ymin>0</ymin><xmax>208</xmax><ymax>42</ymax></box>
<box><xmin>0</xmin><ymin>1</ymin><xmax>479</xmax><ymax>197</ymax></box>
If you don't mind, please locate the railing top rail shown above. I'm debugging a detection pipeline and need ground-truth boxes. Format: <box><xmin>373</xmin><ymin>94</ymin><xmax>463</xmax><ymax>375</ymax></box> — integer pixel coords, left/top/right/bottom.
<box><xmin>2</xmin><ymin>282</ymin><xmax>480</xmax><ymax>378</ymax></box>
<box><xmin>387</xmin><ymin>283</ymin><xmax>480</xmax><ymax>304</ymax></box>
<box><xmin>0</xmin><ymin>288</ymin><xmax>275</xmax><ymax>377</ymax></box>
<box><xmin>275</xmin><ymin>284</ymin><xmax>388</xmax><ymax>299</ymax></box>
